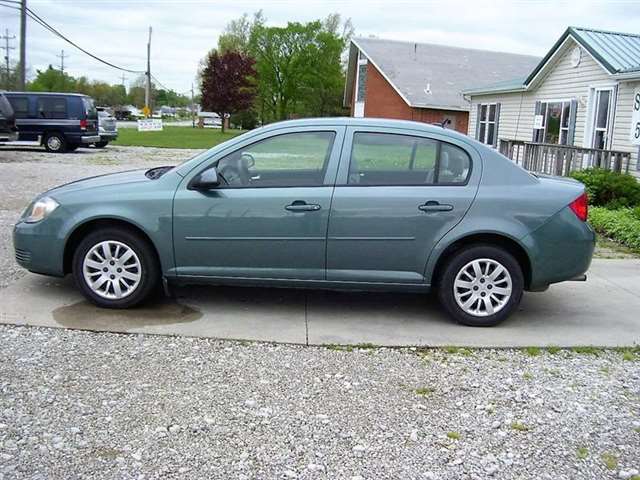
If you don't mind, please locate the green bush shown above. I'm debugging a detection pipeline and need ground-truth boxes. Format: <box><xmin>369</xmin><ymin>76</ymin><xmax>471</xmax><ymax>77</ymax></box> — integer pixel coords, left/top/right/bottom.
<box><xmin>589</xmin><ymin>207</ymin><xmax>640</xmax><ymax>252</ymax></box>
<box><xmin>570</xmin><ymin>169</ymin><xmax>640</xmax><ymax>208</ymax></box>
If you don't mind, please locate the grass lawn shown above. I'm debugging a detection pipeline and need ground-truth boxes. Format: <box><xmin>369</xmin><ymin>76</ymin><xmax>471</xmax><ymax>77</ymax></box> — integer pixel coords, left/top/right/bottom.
<box><xmin>112</xmin><ymin>127</ymin><xmax>244</xmax><ymax>149</ymax></box>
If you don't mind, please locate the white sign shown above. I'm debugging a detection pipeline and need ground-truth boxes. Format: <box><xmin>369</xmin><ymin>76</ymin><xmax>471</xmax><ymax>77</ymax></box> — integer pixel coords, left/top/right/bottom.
<box><xmin>533</xmin><ymin>114</ymin><xmax>544</xmax><ymax>130</ymax></box>
<box><xmin>630</xmin><ymin>87</ymin><xmax>640</xmax><ymax>145</ymax></box>
<box><xmin>137</xmin><ymin>119</ymin><xmax>163</xmax><ymax>132</ymax></box>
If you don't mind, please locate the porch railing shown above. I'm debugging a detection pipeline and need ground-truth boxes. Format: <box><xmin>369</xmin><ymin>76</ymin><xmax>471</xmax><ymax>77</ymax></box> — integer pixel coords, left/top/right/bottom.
<box><xmin>498</xmin><ymin>139</ymin><xmax>631</xmax><ymax>176</ymax></box>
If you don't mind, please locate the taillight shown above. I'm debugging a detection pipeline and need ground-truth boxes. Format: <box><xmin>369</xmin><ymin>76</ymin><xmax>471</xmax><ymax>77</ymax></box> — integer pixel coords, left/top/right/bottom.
<box><xmin>569</xmin><ymin>192</ymin><xmax>588</xmax><ymax>222</ymax></box>
<box><xmin>80</xmin><ymin>119</ymin><xmax>87</xmax><ymax>130</ymax></box>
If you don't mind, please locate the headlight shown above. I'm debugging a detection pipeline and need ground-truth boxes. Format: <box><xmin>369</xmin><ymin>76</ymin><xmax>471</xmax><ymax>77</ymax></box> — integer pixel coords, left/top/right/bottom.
<box><xmin>23</xmin><ymin>197</ymin><xmax>59</xmax><ymax>223</ymax></box>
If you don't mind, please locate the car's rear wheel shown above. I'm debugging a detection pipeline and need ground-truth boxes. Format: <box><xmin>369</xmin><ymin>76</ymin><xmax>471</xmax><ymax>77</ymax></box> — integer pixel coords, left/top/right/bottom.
<box><xmin>67</xmin><ymin>143</ymin><xmax>80</xmax><ymax>152</ymax></box>
<box><xmin>94</xmin><ymin>141</ymin><xmax>109</xmax><ymax>148</ymax></box>
<box><xmin>44</xmin><ymin>132</ymin><xmax>66</xmax><ymax>153</ymax></box>
<box><xmin>437</xmin><ymin>245</ymin><xmax>524</xmax><ymax>326</ymax></box>
<box><xmin>72</xmin><ymin>227</ymin><xmax>160</xmax><ymax>308</ymax></box>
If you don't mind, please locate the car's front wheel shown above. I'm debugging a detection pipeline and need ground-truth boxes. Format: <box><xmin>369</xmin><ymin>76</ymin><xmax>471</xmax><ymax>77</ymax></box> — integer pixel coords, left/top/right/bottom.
<box><xmin>437</xmin><ymin>245</ymin><xmax>524</xmax><ymax>326</ymax></box>
<box><xmin>72</xmin><ymin>227</ymin><xmax>160</xmax><ymax>308</ymax></box>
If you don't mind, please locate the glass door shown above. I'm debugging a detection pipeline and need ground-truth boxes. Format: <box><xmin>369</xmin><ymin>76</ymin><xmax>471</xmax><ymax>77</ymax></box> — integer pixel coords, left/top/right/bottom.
<box><xmin>591</xmin><ymin>89</ymin><xmax>612</xmax><ymax>150</ymax></box>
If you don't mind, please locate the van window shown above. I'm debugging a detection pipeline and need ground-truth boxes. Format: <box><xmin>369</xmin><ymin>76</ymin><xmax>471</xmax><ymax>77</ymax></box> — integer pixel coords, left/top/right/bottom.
<box><xmin>8</xmin><ymin>96</ymin><xmax>29</xmax><ymax>118</ymax></box>
<box><xmin>37</xmin><ymin>97</ymin><xmax>67</xmax><ymax>119</ymax></box>
<box><xmin>348</xmin><ymin>132</ymin><xmax>471</xmax><ymax>186</ymax></box>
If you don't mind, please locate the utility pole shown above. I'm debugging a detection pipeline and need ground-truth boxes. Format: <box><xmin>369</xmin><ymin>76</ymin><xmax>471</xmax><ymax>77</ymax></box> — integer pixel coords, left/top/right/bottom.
<box><xmin>19</xmin><ymin>0</ymin><xmax>26</xmax><ymax>90</ymax></box>
<box><xmin>120</xmin><ymin>73</ymin><xmax>127</xmax><ymax>86</ymax></box>
<box><xmin>56</xmin><ymin>49</ymin><xmax>67</xmax><ymax>74</ymax></box>
<box><xmin>1</xmin><ymin>29</ymin><xmax>15</xmax><ymax>89</ymax></box>
<box><xmin>144</xmin><ymin>26</ymin><xmax>152</xmax><ymax>116</ymax></box>
<box><xmin>191</xmin><ymin>83</ymin><xmax>195</xmax><ymax>128</ymax></box>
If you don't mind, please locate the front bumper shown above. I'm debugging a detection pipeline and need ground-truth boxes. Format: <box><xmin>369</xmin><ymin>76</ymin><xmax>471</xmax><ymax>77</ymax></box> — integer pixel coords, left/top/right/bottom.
<box><xmin>13</xmin><ymin>220</ymin><xmax>65</xmax><ymax>277</ymax></box>
<box><xmin>80</xmin><ymin>135</ymin><xmax>101</xmax><ymax>144</ymax></box>
<box><xmin>0</xmin><ymin>131</ymin><xmax>19</xmax><ymax>142</ymax></box>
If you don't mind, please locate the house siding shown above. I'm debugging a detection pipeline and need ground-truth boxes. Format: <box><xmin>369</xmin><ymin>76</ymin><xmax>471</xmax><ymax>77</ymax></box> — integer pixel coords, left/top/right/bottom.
<box><xmin>468</xmin><ymin>37</ymin><xmax>639</xmax><ymax>176</ymax></box>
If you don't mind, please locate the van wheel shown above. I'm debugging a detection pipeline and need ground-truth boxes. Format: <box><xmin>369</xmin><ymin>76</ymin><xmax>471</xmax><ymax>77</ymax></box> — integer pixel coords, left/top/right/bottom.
<box><xmin>67</xmin><ymin>143</ymin><xmax>80</xmax><ymax>152</ymax></box>
<box><xmin>437</xmin><ymin>245</ymin><xmax>524</xmax><ymax>327</ymax></box>
<box><xmin>94</xmin><ymin>141</ymin><xmax>109</xmax><ymax>148</ymax></box>
<box><xmin>72</xmin><ymin>227</ymin><xmax>160</xmax><ymax>308</ymax></box>
<box><xmin>44</xmin><ymin>132</ymin><xmax>66</xmax><ymax>153</ymax></box>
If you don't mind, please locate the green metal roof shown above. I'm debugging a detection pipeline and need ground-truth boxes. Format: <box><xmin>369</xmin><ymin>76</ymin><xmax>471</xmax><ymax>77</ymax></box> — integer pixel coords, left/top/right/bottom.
<box><xmin>525</xmin><ymin>27</ymin><xmax>640</xmax><ymax>85</ymax></box>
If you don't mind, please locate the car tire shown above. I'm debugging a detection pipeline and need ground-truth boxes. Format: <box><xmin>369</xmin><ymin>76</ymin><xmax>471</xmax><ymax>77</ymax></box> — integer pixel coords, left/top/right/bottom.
<box><xmin>67</xmin><ymin>143</ymin><xmax>80</xmax><ymax>152</ymax></box>
<box><xmin>72</xmin><ymin>227</ymin><xmax>160</xmax><ymax>308</ymax></box>
<box><xmin>94</xmin><ymin>141</ymin><xmax>109</xmax><ymax>148</ymax></box>
<box><xmin>44</xmin><ymin>132</ymin><xmax>66</xmax><ymax>153</ymax></box>
<box><xmin>437</xmin><ymin>245</ymin><xmax>524</xmax><ymax>327</ymax></box>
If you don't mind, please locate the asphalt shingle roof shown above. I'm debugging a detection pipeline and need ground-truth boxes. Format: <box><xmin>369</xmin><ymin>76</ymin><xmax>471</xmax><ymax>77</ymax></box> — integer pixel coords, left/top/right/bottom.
<box><xmin>352</xmin><ymin>37</ymin><xmax>540</xmax><ymax>110</ymax></box>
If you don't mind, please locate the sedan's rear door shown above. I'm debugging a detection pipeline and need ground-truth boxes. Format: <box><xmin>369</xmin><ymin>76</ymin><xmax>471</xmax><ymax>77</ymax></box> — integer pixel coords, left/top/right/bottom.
<box><xmin>326</xmin><ymin>127</ymin><xmax>481</xmax><ymax>285</ymax></box>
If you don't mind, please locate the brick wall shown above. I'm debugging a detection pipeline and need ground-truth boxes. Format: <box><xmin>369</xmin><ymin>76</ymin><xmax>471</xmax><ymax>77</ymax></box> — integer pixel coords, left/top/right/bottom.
<box><xmin>353</xmin><ymin>62</ymin><xmax>469</xmax><ymax>134</ymax></box>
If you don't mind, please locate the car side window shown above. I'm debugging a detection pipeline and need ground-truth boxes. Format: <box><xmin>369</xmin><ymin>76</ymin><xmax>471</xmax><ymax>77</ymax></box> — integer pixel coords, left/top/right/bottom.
<box><xmin>348</xmin><ymin>132</ymin><xmax>471</xmax><ymax>186</ymax></box>
<box><xmin>216</xmin><ymin>131</ymin><xmax>335</xmax><ymax>188</ymax></box>
<box><xmin>37</xmin><ymin>97</ymin><xmax>67</xmax><ymax>119</ymax></box>
<box><xmin>8</xmin><ymin>96</ymin><xmax>29</xmax><ymax>118</ymax></box>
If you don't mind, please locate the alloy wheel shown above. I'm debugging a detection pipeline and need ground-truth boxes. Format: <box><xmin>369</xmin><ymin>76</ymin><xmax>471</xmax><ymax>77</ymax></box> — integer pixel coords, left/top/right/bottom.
<box><xmin>47</xmin><ymin>136</ymin><xmax>62</xmax><ymax>151</ymax></box>
<box><xmin>82</xmin><ymin>240</ymin><xmax>142</xmax><ymax>299</ymax></box>
<box><xmin>453</xmin><ymin>258</ymin><xmax>512</xmax><ymax>317</ymax></box>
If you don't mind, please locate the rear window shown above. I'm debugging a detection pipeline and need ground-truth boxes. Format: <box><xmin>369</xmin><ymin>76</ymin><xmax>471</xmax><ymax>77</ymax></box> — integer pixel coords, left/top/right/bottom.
<box><xmin>37</xmin><ymin>97</ymin><xmax>67</xmax><ymax>119</ymax></box>
<box><xmin>348</xmin><ymin>132</ymin><xmax>471</xmax><ymax>186</ymax></box>
<box><xmin>83</xmin><ymin>97</ymin><xmax>97</xmax><ymax>119</ymax></box>
<box><xmin>8</xmin><ymin>96</ymin><xmax>29</xmax><ymax>118</ymax></box>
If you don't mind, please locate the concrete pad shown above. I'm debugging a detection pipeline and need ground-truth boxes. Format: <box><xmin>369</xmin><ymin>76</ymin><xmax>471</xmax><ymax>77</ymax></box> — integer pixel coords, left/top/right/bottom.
<box><xmin>0</xmin><ymin>259</ymin><xmax>639</xmax><ymax>347</ymax></box>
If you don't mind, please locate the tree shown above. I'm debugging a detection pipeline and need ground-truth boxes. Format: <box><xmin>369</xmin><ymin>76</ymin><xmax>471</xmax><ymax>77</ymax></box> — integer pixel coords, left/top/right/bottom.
<box><xmin>248</xmin><ymin>16</ymin><xmax>350</xmax><ymax>122</ymax></box>
<box><xmin>200</xmin><ymin>50</ymin><xmax>256</xmax><ymax>133</ymax></box>
<box><xmin>217</xmin><ymin>11</ymin><xmax>265</xmax><ymax>54</ymax></box>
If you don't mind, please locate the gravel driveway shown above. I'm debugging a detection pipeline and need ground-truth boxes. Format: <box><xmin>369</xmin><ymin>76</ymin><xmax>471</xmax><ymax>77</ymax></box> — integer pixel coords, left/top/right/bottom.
<box><xmin>1</xmin><ymin>146</ymin><xmax>639</xmax><ymax>479</ymax></box>
<box><xmin>0</xmin><ymin>325</ymin><xmax>639</xmax><ymax>479</ymax></box>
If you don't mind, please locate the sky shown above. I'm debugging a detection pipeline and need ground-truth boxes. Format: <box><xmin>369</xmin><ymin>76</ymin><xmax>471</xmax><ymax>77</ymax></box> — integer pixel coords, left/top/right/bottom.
<box><xmin>0</xmin><ymin>0</ymin><xmax>638</xmax><ymax>95</ymax></box>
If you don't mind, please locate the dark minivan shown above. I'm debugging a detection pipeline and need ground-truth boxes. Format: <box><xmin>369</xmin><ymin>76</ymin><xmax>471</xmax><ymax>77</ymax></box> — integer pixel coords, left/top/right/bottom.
<box><xmin>4</xmin><ymin>92</ymin><xmax>100</xmax><ymax>152</ymax></box>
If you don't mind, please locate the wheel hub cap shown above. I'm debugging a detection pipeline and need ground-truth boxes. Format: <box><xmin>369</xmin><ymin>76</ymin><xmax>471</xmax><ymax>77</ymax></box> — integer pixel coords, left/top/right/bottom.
<box><xmin>47</xmin><ymin>137</ymin><xmax>61</xmax><ymax>150</ymax></box>
<box><xmin>82</xmin><ymin>240</ymin><xmax>142</xmax><ymax>300</ymax></box>
<box><xmin>453</xmin><ymin>258</ymin><xmax>512</xmax><ymax>317</ymax></box>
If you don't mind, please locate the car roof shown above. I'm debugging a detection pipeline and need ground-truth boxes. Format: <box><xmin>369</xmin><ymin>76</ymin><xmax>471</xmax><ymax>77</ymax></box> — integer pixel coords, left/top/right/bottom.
<box><xmin>257</xmin><ymin>117</ymin><xmax>470</xmax><ymax>141</ymax></box>
<box><xmin>2</xmin><ymin>91</ymin><xmax>91</xmax><ymax>98</ymax></box>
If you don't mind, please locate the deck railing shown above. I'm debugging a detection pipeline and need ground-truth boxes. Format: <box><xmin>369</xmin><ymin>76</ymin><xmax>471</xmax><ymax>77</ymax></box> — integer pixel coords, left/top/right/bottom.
<box><xmin>498</xmin><ymin>139</ymin><xmax>631</xmax><ymax>176</ymax></box>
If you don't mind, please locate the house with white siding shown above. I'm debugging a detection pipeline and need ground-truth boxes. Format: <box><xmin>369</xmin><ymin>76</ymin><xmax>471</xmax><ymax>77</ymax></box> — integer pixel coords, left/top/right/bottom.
<box><xmin>464</xmin><ymin>27</ymin><xmax>640</xmax><ymax>178</ymax></box>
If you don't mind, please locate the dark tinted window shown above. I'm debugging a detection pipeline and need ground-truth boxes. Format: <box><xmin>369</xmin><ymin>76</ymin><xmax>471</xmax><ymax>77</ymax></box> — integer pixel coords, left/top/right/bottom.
<box><xmin>37</xmin><ymin>97</ymin><xmax>67</xmax><ymax>119</ymax></box>
<box><xmin>216</xmin><ymin>131</ymin><xmax>335</xmax><ymax>188</ymax></box>
<box><xmin>348</xmin><ymin>132</ymin><xmax>471</xmax><ymax>186</ymax></box>
<box><xmin>8</xmin><ymin>96</ymin><xmax>29</xmax><ymax>118</ymax></box>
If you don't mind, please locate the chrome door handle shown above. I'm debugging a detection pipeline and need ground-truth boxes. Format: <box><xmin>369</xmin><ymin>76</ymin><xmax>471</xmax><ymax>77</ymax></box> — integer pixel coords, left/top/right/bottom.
<box><xmin>285</xmin><ymin>201</ymin><xmax>321</xmax><ymax>212</ymax></box>
<box><xmin>419</xmin><ymin>201</ymin><xmax>454</xmax><ymax>212</ymax></box>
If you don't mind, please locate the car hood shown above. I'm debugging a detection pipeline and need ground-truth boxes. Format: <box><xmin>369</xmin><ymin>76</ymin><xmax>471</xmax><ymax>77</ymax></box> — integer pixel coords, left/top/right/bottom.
<box><xmin>45</xmin><ymin>169</ymin><xmax>152</xmax><ymax>197</ymax></box>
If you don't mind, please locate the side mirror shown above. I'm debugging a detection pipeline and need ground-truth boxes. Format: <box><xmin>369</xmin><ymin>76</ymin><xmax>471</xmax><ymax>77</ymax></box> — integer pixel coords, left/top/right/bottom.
<box><xmin>190</xmin><ymin>168</ymin><xmax>219</xmax><ymax>190</ymax></box>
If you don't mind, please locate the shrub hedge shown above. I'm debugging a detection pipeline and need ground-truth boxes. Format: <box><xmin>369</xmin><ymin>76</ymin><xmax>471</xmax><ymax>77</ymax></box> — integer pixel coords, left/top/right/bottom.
<box><xmin>589</xmin><ymin>207</ymin><xmax>640</xmax><ymax>252</ymax></box>
<box><xmin>570</xmin><ymin>168</ymin><xmax>640</xmax><ymax>208</ymax></box>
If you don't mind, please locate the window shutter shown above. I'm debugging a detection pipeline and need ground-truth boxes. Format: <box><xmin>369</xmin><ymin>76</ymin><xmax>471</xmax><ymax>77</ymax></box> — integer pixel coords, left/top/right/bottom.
<box><xmin>475</xmin><ymin>104</ymin><xmax>481</xmax><ymax>140</ymax></box>
<box><xmin>532</xmin><ymin>101</ymin><xmax>542</xmax><ymax>141</ymax></box>
<box><xmin>493</xmin><ymin>103</ymin><xmax>501</xmax><ymax>148</ymax></box>
<box><xmin>567</xmin><ymin>99</ymin><xmax>578</xmax><ymax>146</ymax></box>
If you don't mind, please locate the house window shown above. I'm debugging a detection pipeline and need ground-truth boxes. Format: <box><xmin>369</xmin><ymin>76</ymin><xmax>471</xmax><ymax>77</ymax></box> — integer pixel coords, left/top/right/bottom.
<box><xmin>477</xmin><ymin>103</ymin><xmax>496</xmax><ymax>145</ymax></box>
<box><xmin>533</xmin><ymin>100</ymin><xmax>573</xmax><ymax>145</ymax></box>
<box><xmin>353</xmin><ymin>51</ymin><xmax>368</xmax><ymax>117</ymax></box>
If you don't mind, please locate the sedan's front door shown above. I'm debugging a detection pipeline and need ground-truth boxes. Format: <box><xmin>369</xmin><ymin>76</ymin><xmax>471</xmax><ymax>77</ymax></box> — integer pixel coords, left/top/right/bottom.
<box><xmin>326</xmin><ymin>128</ymin><xmax>480</xmax><ymax>284</ymax></box>
<box><xmin>173</xmin><ymin>128</ymin><xmax>344</xmax><ymax>281</ymax></box>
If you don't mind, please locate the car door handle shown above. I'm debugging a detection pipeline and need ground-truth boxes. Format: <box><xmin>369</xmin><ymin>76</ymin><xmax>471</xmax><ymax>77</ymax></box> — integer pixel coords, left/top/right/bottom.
<box><xmin>285</xmin><ymin>201</ymin><xmax>321</xmax><ymax>212</ymax></box>
<box><xmin>419</xmin><ymin>201</ymin><xmax>454</xmax><ymax>212</ymax></box>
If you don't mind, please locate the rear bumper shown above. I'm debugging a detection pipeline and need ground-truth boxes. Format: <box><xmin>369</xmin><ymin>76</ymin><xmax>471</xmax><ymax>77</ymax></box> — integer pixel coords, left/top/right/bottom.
<box><xmin>80</xmin><ymin>135</ymin><xmax>101</xmax><ymax>144</ymax></box>
<box><xmin>521</xmin><ymin>206</ymin><xmax>596</xmax><ymax>290</ymax></box>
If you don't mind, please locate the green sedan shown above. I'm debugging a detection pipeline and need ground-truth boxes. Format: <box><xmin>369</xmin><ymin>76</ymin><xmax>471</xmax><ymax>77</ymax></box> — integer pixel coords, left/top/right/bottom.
<box><xmin>13</xmin><ymin>118</ymin><xmax>595</xmax><ymax>326</ymax></box>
